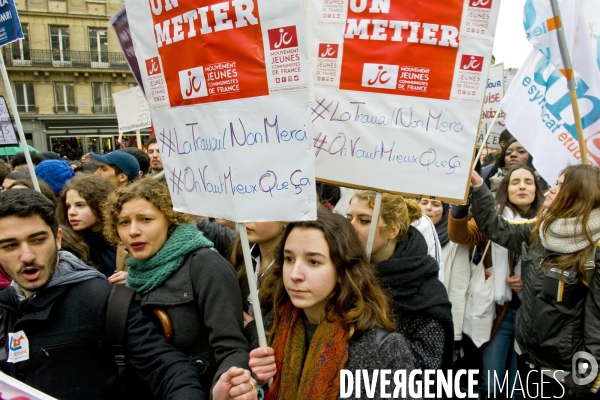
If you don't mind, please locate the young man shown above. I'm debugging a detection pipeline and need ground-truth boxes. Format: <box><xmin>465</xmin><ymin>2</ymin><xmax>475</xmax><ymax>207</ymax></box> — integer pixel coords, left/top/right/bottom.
<box><xmin>146</xmin><ymin>136</ymin><xmax>167</xmax><ymax>185</ymax></box>
<box><xmin>91</xmin><ymin>151</ymin><xmax>140</xmax><ymax>188</ymax></box>
<box><xmin>0</xmin><ymin>189</ymin><xmax>257</xmax><ymax>400</ymax></box>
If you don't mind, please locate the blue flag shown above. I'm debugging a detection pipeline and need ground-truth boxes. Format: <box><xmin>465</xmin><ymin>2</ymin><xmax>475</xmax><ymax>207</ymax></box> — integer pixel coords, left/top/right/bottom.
<box><xmin>0</xmin><ymin>0</ymin><xmax>23</xmax><ymax>47</ymax></box>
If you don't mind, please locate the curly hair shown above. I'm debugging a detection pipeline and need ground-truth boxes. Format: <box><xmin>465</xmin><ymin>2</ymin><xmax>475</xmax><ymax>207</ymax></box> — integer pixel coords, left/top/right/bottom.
<box><xmin>261</xmin><ymin>208</ymin><xmax>396</xmax><ymax>340</ymax></box>
<box><xmin>102</xmin><ymin>177</ymin><xmax>194</xmax><ymax>245</ymax></box>
<box><xmin>58</xmin><ymin>175</ymin><xmax>114</xmax><ymax>227</ymax></box>
<box><xmin>351</xmin><ymin>190</ymin><xmax>422</xmax><ymax>242</ymax></box>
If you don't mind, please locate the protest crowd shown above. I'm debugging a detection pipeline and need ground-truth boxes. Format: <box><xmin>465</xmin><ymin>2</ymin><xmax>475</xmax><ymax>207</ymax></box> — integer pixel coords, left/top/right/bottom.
<box><xmin>0</xmin><ymin>125</ymin><xmax>597</xmax><ymax>400</ymax></box>
<box><xmin>0</xmin><ymin>0</ymin><xmax>597</xmax><ymax>397</ymax></box>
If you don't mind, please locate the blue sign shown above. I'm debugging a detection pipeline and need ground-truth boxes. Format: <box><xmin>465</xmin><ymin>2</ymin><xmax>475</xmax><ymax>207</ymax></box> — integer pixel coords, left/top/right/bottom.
<box><xmin>0</xmin><ymin>0</ymin><xmax>22</xmax><ymax>47</ymax></box>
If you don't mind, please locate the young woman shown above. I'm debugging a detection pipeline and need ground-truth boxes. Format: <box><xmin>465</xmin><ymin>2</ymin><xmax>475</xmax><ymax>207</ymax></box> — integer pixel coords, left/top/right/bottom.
<box><xmin>469</xmin><ymin>164</ymin><xmax>600</xmax><ymax>398</ymax></box>
<box><xmin>249</xmin><ymin>209</ymin><xmax>415</xmax><ymax>399</ymax></box>
<box><xmin>419</xmin><ymin>199</ymin><xmax>470</xmax><ymax>353</ymax></box>
<box><xmin>103</xmin><ymin>178</ymin><xmax>250</xmax><ymax>393</ymax></box>
<box><xmin>449</xmin><ymin>165</ymin><xmax>545</xmax><ymax>397</ymax></box>
<box><xmin>230</xmin><ymin>221</ymin><xmax>286</xmax><ymax>315</ymax></box>
<box><xmin>58</xmin><ymin>175</ymin><xmax>127</xmax><ymax>283</ymax></box>
<box><xmin>345</xmin><ymin>191</ymin><xmax>454</xmax><ymax>370</ymax></box>
<box><xmin>483</xmin><ymin>140</ymin><xmax>537</xmax><ymax>193</ymax></box>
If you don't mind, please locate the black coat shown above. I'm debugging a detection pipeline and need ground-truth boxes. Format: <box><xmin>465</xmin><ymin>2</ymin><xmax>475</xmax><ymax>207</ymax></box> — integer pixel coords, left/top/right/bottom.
<box><xmin>376</xmin><ymin>226</ymin><xmax>455</xmax><ymax>371</ymax></box>
<box><xmin>0</xmin><ymin>278</ymin><xmax>205</xmax><ymax>400</ymax></box>
<box><xmin>471</xmin><ymin>182</ymin><xmax>600</xmax><ymax>397</ymax></box>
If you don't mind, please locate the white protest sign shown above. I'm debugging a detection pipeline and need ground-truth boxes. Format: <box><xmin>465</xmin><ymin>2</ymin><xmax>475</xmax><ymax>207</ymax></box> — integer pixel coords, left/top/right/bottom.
<box><xmin>308</xmin><ymin>0</ymin><xmax>500</xmax><ymax>201</ymax></box>
<box><xmin>0</xmin><ymin>96</ymin><xmax>17</xmax><ymax>145</ymax></box>
<box><xmin>481</xmin><ymin>62</ymin><xmax>503</xmax><ymax>123</ymax></box>
<box><xmin>126</xmin><ymin>0</ymin><xmax>316</xmax><ymax>222</ymax></box>
<box><xmin>476</xmin><ymin>122</ymin><xmax>500</xmax><ymax>149</ymax></box>
<box><xmin>112</xmin><ymin>86</ymin><xmax>151</xmax><ymax>133</ymax></box>
<box><xmin>0</xmin><ymin>371</ymin><xmax>57</xmax><ymax>400</ymax></box>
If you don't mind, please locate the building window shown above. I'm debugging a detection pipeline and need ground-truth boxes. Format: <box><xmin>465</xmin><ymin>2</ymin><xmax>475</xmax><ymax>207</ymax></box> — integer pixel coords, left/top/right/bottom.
<box><xmin>50</xmin><ymin>26</ymin><xmax>70</xmax><ymax>65</ymax></box>
<box><xmin>92</xmin><ymin>83</ymin><xmax>113</xmax><ymax>113</ymax></box>
<box><xmin>89</xmin><ymin>28</ymin><xmax>108</xmax><ymax>66</ymax></box>
<box><xmin>54</xmin><ymin>83</ymin><xmax>76</xmax><ymax>113</ymax></box>
<box><xmin>14</xmin><ymin>82</ymin><xmax>36</xmax><ymax>113</ymax></box>
<box><xmin>128</xmin><ymin>83</ymin><xmax>137</xmax><ymax>89</ymax></box>
<box><xmin>11</xmin><ymin>24</ymin><xmax>30</xmax><ymax>65</ymax></box>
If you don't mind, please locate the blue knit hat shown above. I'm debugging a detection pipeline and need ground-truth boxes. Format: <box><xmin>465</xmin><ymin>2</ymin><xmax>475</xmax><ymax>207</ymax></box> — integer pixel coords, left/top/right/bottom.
<box><xmin>35</xmin><ymin>160</ymin><xmax>75</xmax><ymax>195</ymax></box>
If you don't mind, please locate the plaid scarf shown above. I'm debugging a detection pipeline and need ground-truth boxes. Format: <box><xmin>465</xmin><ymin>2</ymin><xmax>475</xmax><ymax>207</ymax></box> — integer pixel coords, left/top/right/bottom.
<box><xmin>266</xmin><ymin>301</ymin><xmax>349</xmax><ymax>400</ymax></box>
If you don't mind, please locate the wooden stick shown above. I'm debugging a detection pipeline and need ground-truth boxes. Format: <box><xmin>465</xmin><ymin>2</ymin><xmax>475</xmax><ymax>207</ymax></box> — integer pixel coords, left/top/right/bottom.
<box><xmin>365</xmin><ymin>192</ymin><xmax>382</xmax><ymax>261</ymax></box>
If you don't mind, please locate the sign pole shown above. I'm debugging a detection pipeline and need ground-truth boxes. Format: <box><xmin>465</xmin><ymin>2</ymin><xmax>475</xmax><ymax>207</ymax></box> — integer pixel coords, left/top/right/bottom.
<box><xmin>472</xmin><ymin>110</ymin><xmax>500</xmax><ymax>174</ymax></box>
<box><xmin>117</xmin><ymin>131</ymin><xmax>123</xmax><ymax>149</ymax></box>
<box><xmin>135</xmin><ymin>129</ymin><xmax>142</xmax><ymax>149</ymax></box>
<box><xmin>549</xmin><ymin>0</ymin><xmax>588</xmax><ymax>165</ymax></box>
<box><xmin>0</xmin><ymin>51</ymin><xmax>40</xmax><ymax>192</ymax></box>
<box><xmin>365</xmin><ymin>191</ymin><xmax>382</xmax><ymax>261</ymax></box>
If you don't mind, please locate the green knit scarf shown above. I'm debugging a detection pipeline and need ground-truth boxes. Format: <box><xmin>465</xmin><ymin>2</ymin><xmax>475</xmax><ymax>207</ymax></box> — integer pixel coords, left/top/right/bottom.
<box><xmin>126</xmin><ymin>224</ymin><xmax>213</xmax><ymax>295</ymax></box>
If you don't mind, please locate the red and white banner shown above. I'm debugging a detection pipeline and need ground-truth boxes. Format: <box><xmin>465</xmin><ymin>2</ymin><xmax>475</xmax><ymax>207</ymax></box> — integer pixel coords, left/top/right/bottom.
<box><xmin>125</xmin><ymin>0</ymin><xmax>316</xmax><ymax>221</ymax></box>
<box><xmin>308</xmin><ymin>0</ymin><xmax>500</xmax><ymax>201</ymax></box>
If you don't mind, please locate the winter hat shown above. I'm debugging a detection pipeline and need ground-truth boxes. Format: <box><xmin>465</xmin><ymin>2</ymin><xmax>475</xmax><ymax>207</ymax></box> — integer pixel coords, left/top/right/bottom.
<box><xmin>35</xmin><ymin>160</ymin><xmax>75</xmax><ymax>195</ymax></box>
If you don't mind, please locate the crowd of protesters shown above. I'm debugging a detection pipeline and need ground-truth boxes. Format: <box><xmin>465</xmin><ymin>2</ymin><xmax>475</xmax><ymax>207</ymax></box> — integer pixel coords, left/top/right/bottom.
<box><xmin>0</xmin><ymin>128</ymin><xmax>597</xmax><ymax>399</ymax></box>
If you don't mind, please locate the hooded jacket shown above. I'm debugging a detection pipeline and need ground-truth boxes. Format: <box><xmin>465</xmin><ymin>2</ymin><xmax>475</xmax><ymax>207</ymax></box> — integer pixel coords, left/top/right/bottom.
<box><xmin>0</xmin><ymin>251</ymin><xmax>205</xmax><ymax>400</ymax></box>
<box><xmin>376</xmin><ymin>226</ymin><xmax>454</xmax><ymax>371</ymax></box>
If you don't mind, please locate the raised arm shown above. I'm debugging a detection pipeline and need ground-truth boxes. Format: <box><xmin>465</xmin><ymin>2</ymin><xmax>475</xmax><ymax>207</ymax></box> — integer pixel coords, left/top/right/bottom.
<box><xmin>470</xmin><ymin>172</ymin><xmax>532</xmax><ymax>255</ymax></box>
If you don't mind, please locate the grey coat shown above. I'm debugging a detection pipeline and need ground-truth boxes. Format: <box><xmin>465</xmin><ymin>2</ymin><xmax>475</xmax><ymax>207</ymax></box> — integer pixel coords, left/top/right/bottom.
<box><xmin>139</xmin><ymin>247</ymin><xmax>250</xmax><ymax>390</ymax></box>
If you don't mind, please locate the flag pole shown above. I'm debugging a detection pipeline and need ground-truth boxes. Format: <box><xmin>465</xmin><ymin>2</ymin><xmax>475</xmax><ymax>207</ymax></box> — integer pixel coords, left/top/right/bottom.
<box><xmin>549</xmin><ymin>0</ymin><xmax>588</xmax><ymax>165</ymax></box>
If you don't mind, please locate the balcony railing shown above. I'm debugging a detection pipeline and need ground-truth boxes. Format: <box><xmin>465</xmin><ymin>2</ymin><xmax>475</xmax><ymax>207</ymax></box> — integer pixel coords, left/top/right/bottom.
<box><xmin>16</xmin><ymin>105</ymin><xmax>38</xmax><ymax>113</ymax></box>
<box><xmin>92</xmin><ymin>105</ymin><xmax>115</xmax><ymax>114</ymax></box>
<box><xmin>53</xmin><ymin>105</ymin><xmax>78</xmax><ymax>114</ymax></box>
<box><xmin>3</xmin><ymin>48</ymin><xmax>129</xmax><ymax>69</ymax></box>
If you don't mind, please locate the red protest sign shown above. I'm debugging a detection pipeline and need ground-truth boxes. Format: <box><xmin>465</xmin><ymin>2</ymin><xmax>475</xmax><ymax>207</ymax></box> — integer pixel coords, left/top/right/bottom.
<box><xmin>148</xmin><ymin>0</ymin><xmax>269</xmax><ymax>106</ymax></box>
<box><xmin>339</xmin><ymin>0</ymin><xmax>463</xmax><ymax>99</ymax></box>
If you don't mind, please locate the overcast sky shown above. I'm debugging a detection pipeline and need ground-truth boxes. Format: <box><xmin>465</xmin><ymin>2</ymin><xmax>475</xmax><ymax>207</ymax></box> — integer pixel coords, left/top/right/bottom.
<box><xmin>492</xmin><ymin>0</ymin><xmax>532</xmax><ymax>68</ymax></box>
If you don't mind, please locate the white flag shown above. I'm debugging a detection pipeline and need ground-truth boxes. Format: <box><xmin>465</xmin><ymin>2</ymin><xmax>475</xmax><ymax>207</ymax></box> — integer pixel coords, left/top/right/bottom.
<box><xmin>502</xmin><ymin>0</ymin><xmax>600</xmax><ymax>183</ymax></box>
<box><xmin>523</xmin><ymin>0</ymin><xmax>580</xmax><ymax>72</ymax></box>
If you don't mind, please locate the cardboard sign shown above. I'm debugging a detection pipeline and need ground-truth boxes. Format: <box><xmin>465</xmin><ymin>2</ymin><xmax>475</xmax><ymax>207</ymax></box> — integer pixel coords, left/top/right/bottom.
<box><xmin>112</xmin><ymin>86</ymin><xmax>151</xmax><ymax>133</ymax></box>
<box><xmin>126</xmin><ymin>0</ymin><xmax>316</xmax><ymax>222</ymax></box>
<box><xmin>481</xmin><ymin>62</ymin><xmax>503</xmax><ymax>123</ymax></box>
<box><xmin>0</xmin><ymin>96</ymin><xmax>17</xmax><ymax>146</ymax></box>
<box><xmin>109</xmin><ymin>7</ymin><xmax>144</xmax><ymax>90</ymax></box>
<box><xmin>0</xmin><ymin>0</ymin><xmax>23</xmax><ymax>47</ymax></box>
<box><xmin>0</xmin><ymin>371</ymin><xmax>57</xmax><ymax>400</ymax></box>
<box><xmin>308</xmin><ymin>0</ymin><xmax>500</xmax><ymax>201</ymax></box>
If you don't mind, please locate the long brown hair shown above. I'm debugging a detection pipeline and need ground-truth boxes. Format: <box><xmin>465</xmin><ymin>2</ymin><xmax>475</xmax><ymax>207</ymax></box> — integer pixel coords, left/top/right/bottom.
<box><xmin>530</xmin><ymin>164</ymin><xmax>600</xmax><ymax>285</ymax></box>
<box><xmin>58</xmin><ymin>175</ymin><xmax>114</xmax><ymax>227</ymax></box>
<box><xmin>495</xmin><ymin>165</ymin><xmax>545</xmax><ymax>219</ymax></box>
<box><xmin>261</xmin><ymin>209</ymin><xmax>396</xmax><ymax>340</ymax></box>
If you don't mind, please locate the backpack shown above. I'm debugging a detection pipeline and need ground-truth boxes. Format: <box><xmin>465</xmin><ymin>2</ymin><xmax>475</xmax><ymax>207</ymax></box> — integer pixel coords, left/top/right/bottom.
<box><xmin>106</xmin><ymin>284</ymin><xmax>136</xmax><ymax>397</ymax></box>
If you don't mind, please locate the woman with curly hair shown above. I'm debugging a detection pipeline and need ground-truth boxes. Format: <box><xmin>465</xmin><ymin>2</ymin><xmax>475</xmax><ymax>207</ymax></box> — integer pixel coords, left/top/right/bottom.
<box><xmin>249</xmin><ymin>209</ymin><xmax>415</xmax><ymax>399</ymax></box>
<box><xmin>345</xmin><ymin>191</ymin><xmax>454</xmax><ymax>371</ymax></box>
<box><xmin>103</xmin><ymin>178</ymin><xmax>250</xmax><ymax>395</ymax></box>
<box><xmin>58</xmin><ymin>174</ymin><xmax>127</xmax><ymax>282</ymax></box>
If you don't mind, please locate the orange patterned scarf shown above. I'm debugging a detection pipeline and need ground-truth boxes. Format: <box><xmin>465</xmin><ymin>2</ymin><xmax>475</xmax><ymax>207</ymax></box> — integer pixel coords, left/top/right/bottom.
<box><xmin>266</xmin><ymin>301</ymin><xmax>349</xmax><ymax>400</ymax></box>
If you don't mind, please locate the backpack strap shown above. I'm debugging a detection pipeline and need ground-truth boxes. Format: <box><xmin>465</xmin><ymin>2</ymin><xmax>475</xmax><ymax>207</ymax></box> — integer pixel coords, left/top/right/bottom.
<box><xmin>106</xmin><ymin>285</ymin><xmax>136</xmax><ymax>368</ymax></box>
<box><xmin>583</xmin><ymin>243</ymin><xmax>599</xmax><ymax>286</ymax></box>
